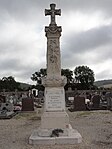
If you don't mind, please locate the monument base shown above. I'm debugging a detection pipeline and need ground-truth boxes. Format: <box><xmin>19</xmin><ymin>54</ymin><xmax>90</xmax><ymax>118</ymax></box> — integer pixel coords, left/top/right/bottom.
<box><xmin>41</xmin><ymin>111</ymin><xmax>69</xmax><ymax>129</ymax></box>
<box><xmin>29</xmin><ymin>124</ymin><xmax>82</xmax><ymax>145</ymax></box>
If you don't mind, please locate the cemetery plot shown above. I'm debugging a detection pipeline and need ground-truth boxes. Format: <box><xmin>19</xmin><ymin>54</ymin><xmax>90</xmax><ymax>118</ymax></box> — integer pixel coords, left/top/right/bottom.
<box><xmin>0</xmin><ymin>102</ymin><xmax>16</xmax><ymax>119</ymax></box>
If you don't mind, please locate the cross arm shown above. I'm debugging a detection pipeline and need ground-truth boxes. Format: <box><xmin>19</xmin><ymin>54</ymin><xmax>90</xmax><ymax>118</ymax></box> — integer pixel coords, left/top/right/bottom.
<box><xmin>45</xmin><ymin>9</ymin><xmax>51</xmax><ymax>16</ymax></box>
<box><xmin>55</xmin><ymin>9</ymin><xmax>61</xmax><ymax>16</ymax></box>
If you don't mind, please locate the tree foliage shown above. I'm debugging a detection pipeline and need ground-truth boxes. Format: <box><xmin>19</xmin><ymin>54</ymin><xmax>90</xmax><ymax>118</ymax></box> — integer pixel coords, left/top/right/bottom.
<box><xmin>31</xmin><ymin>68</ymin><xmax>47</xmax><ymax>84</ymax></box>
<box><xmin>61</xmin><ymin>69</ymin><xmax>73</xmax><ymax>83</ymax></box>
<box><xmin>31</xmin><ymin>66</ymin><xmax>95</xmax><ymax>90</ymax></box>
<box><xmin>0</xmin><ymin>76</ymin><xmax>20</xmax><ymax>91</ymax></box>
<box><xmin>74</xmin><ymin>66</ymin><xmax>95</xmax><ymax>89</ymax></box>
<box><xmin>31</xmin><ymin>68</ymin><xmax>73</xmax><ymax>85</ymax></box>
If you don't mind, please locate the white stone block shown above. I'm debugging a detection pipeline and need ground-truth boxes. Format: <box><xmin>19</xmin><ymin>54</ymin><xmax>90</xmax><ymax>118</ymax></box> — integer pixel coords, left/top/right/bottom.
<box><xmin>44</xmin><ymin>87</ymin><xmax>66</xmax><ymax>111</ymax></box>
<box><xmin>41</xmin><ymin>111</ymin><xmax>69</xmax><ymax>129</ymax></box>
<box><xmin>29</xmin><ymin>126</ymin><xmax>82</xmax><ymax>145</ymax></box>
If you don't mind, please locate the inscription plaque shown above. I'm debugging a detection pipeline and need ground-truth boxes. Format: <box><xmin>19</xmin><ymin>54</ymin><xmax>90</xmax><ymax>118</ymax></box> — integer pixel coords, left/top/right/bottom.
<box><xmin>45</xmin><ymin>87</ymin><xmax>65</xmax><ymax>111</ymax></box>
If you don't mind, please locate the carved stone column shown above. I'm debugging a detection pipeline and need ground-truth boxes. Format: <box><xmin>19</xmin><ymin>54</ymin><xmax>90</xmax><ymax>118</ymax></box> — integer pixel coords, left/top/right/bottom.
<box><xmin>46</xmin><ymin>25</ymin><xmax>61</xmax><ymax>78</ymax></box>
<box><xmin>42</xmin><ymin>25</ymin><xmax>66</xmax><ymax>87</ymax></box>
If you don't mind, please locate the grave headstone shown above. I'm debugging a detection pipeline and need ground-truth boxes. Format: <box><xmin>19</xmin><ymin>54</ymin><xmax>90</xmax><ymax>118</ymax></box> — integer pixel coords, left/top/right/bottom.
<box><xmin>105</xmin><ymin>92</ymin><xmax>112</xmax><ymax>110</ymax></box>
<box><xmin>73</xmin><ymin>96</ymin><xmax>86</xmax><ymax>111</ymax></box>
<box><xmin>0</xmin><ymin>102</ymin><xmax>14</xmax><ymax>112</ymax></box>
<box><xmin>0</xmin><ymin>102</ymin><xmax>15</xmax><ymax>119</ymax></box>
<box><xmin>91</xmin><ymin>95</ymin><xmax>101</xmax><ymax>109</ymax></box>
<box><xmin>22</xmin><ymin>98</ymin><xmax>34</xmax><ymax>111</ymax></box>
<box><xmin>65</xmin><ymin>90</ymin><xmax>75</xmax><ymax>106</ymax></box>
<box><xmin>0</xmin><ymin>95</ymin><xmax>6</xmax><ymax>103</ymax></box>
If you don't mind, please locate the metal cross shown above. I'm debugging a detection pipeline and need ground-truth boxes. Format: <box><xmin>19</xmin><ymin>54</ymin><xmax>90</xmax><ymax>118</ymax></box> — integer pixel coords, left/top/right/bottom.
<box><xmin>45</xmin><ymin>4</ymin><xmax>61</xmax><ymax>25</ymax></box>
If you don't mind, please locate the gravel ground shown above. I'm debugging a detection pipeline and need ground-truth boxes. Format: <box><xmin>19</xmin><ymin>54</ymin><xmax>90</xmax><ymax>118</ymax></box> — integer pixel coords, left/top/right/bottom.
<box><xmin>0</xmin><ymin>110</ymin><xmax>112</xmax><ymax>149</ymax></box>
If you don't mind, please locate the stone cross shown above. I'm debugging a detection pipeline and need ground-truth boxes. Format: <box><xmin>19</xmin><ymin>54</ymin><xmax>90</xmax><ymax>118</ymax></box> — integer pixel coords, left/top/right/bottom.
<box><xmin>29</xmin><ymin>4</ymin><xmax>82</xmax><ymax>145</ymax></box>
<box><xmin>45</xmin><ymin>3</ymin><xmax>61</xmax><ymax>25</ymax></box>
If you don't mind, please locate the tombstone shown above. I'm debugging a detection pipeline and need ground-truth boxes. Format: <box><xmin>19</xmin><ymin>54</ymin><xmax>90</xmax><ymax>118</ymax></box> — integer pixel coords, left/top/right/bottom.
<box><xmin>105</xmin><ymin>92</ymin><xmax>112</xmax><ymax>110</ymax></box>
<box><xmin>0</xmin><ymin>95</ymin><xmax>6</xmax><ymax>103</ymax></box>
<box><xmin>29</xmin><ymin>3</ymin><xmax>82</xmax><ymax>145</ymax></box>
<box><xmin>65</xmin><ymin>89</ymin><xmax>75</xmax><ymax>106</ymax></box>
<box><xmin>22</xmin><ymin>98</ymin><xmax>34</xmax><ymax>111</ymax></box>
<box><xmin>91</xmin><ymin>95</ymin><xmax>101</xmax><ymax>109</ymax></box>
<box><xmin>73</xmin><ymin>96</ymin><xmax>86</xmax><ymax>111</ymax></box>
<box><xmin>22</xmin><ymin>93</ymin><xmax>28</xmax><ymax>98</ymax></box>
<box><xmin>0</xmin><ymin>102</ymin><xmax>15</xmax><ymax>119</ymax></box>
<box><xmin>0</xmin><ymin>102</ymin><xmax>14</xmax><ymax>111</ymax></box>
<box><xmin>38</xmin><ymin>90</ymin><xmax>44</xmax><ymax>98</ymax></box>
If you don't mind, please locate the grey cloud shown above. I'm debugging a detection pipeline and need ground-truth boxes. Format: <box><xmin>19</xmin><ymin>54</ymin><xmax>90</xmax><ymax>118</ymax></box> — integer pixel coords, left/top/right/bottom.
<box><xmin>0</xmin><ymin>0</ymin><xmax>112</xmax><ymax>82</ymax></box>
<box><xmin>96</xmin><ymin>69</ymin><xmax>112</xmax><ymax>80</ymax></box>
<box><xmin>61</xmin><ymin>25</ymin><xmax>112</xmax><ymax>69</ymax></box>
<box><xmin>60</xmin><ymin>0</ymin><xmax>112</xmax><ymax>17</ymax></box>
<box><xmin>0</xmin><ymin>58</ymin><xmax>23</xmax><ymax>71</ymax></box>
<box><xmin>0</xmin><ymin>56</ymin><xmax>45</xmax><ymax>81</ymax></box>
<box><xmin>62</xmin><ymin>53</ymin><xmax>87</xmax><ymax>69</ymax></box>
<box><xmin>1</xmin><ymin>0</ymin><xmax>112</xmax><ymax>23</ymax></box>
<box><xmin>64</xmin><ymin>25</ymin><xmax>112</xmax><ymax>55</ymax></box>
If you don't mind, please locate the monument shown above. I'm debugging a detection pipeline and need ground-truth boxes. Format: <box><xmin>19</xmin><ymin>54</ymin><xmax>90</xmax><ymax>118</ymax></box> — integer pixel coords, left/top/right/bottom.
<box><xmin>29</xmin><ymin>3</ymin><xmax>82</xmax><ymax>144</ymax></box>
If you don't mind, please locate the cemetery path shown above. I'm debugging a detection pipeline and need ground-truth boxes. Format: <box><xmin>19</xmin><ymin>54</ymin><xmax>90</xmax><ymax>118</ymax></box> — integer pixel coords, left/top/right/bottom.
<box><xmin>0</xmin><ymin>110</ymin><xmax>112</xmax><ymax>149</ymax></box>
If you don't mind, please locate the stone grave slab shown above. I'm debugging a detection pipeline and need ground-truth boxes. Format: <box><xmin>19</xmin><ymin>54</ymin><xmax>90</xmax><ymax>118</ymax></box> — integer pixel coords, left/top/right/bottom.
<box><xmin>91</xmin><ymin>95</ymin><xmax>101</xmax><ymax>110</ymax></box>
<box><xmin>22</xmin><ymin>98</ymin><xmax>34</xmax><ymax>111</ymax></box>
<box><xmin>73</xmin><ymin>96</ymin><xmax>86</xmax><ymax>111</ymax></box>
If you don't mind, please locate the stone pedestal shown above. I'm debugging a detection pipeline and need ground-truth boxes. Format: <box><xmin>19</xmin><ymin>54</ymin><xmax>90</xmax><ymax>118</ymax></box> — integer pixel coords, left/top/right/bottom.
<box><xmin>29</xmin><ymin>3</ymin><xmax>82</xmax><ymax>145</ymax></box>
<box><xmin>41</xmin><ymin>111</ymin><xmax>69</xmax><ymax>129</ymax></box>
<box><xmin>29</xmin><ymin>87</ymin><xmax>82</xmax><ymax>144</ymax></box>
<box><xmin>29</xmin><ymin>124</ymin><xmax>82</xmax><ymax>145</ymax></box>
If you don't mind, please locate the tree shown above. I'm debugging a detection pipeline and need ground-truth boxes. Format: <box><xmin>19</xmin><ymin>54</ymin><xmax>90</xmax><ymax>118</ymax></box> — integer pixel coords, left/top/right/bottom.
<box><xmin>0</xmin><ymin>76</ymin><xmax>20</xmax><ymax>91</ymax></box>
<box><xmin>74</xmin><ymin>66</ymin><xmax>95</xmax><ymax>89</ymax></box>
<box><xmin>61</xmin><ymin>69</ymin><xmax>73</xmax><ymax>84</ymax></box>
<box><xmin>31</xmin><ymin>68</ymin><xmax>73</xmax><ymax>85</ymax></box>
<box><xmin>31</xmin><ymin>68</ymin><xmax>47</xmax><ymax>85</ymax></box>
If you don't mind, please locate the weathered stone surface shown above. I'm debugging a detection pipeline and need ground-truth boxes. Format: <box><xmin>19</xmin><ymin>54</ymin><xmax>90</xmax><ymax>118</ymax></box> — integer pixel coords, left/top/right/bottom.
<box><xmin>29</xmin><ymin>124</ymin><xmax>82</xmax><ymax>145</ymax></box>
<box><xmin>29</xmin><ymin>3</ymin><xmax>82</xmax><ymax>145</ymax></box>
<box><xmin>41</xmin><ymin>111</ymin><xmax>69</xmax><ymax>129</ymax></box>
<box><xmin>44</xmin><ymin>87</ymin><xmax>65</xmax><ymax>111</ymax></box>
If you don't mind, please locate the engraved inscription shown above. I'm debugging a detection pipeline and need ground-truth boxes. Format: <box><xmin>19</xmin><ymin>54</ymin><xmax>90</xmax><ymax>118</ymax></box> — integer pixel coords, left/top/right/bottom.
<box><xmin>45</xmin><ymin>88</ymin><xmax>65</xmax><ymax>111</ymax></box>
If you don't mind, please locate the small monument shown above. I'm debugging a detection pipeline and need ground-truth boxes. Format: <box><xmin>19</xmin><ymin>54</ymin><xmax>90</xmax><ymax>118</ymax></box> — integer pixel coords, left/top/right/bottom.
<box><xmin>29</xmin><ymin>3</ymin><xmax>82</xmax><ymax>144</ymax></box>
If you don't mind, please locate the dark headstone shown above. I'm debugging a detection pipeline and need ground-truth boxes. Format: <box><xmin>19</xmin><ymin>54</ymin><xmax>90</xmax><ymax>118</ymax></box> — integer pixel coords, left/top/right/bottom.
<box><xmin>22</xmin><ymin>98</ymin><xmax>34</xmax><ymax>111</ymax></box>
<box><xmin>38</xmin><ymin>91</ymin><xmax>44</xmax><ymax>98</ymax></box>
<box><xmin>65</xmin><ymin>90</ymin><xmax>75</xmax><ymax>106</ymax></box>
<box><xmin>92</xmin><ymin>95</ymin><xmax>101</xmax><ymax>109</ymax></box>
<box><xmin>0</xmin><ymin>95</ymin><xmax>6</xmax><ymax>103</ymax></box>
<box><xmin>73</xmin><ymin>96</ymin><xmax>86</xmax><ymax>111</ymax></box>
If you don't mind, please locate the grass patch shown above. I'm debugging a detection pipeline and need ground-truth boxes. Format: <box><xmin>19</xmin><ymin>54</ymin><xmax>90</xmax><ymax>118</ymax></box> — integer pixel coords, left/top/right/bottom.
<box><xmin>28</xmin><ymin>116</ymin><xmax>41</xmax><ymax>121</ymax></box>
<box><xmin>13</xmin><ymin>112</ymin><xmax>37</xmax><ymax>120</ymax></box>
<box><xmin>76</xmin><ymin>111</ymin><xmax>94</xmax><ymax>118</ymax></box>
<box><xmin>98</xmin><ymin>111</ymin><xmax>111</xmax><ymax>114</ymax></box>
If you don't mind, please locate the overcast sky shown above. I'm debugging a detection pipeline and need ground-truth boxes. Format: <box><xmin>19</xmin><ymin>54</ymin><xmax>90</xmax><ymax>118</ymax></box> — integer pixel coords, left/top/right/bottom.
<box><xmin>0</xmin><ymin>0</ymin><xmax>112</xmax><ymax>84</ymax></box>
